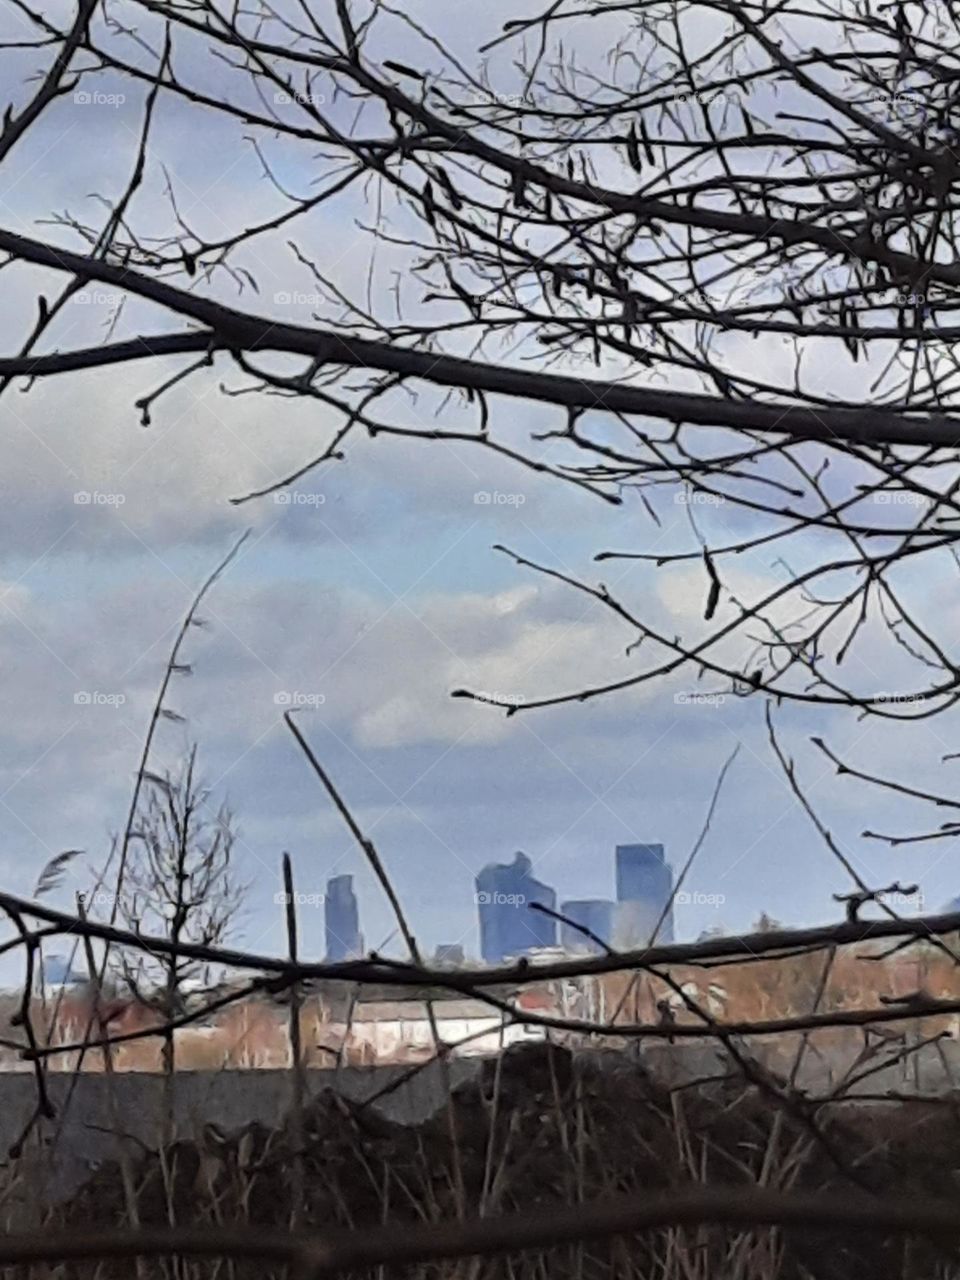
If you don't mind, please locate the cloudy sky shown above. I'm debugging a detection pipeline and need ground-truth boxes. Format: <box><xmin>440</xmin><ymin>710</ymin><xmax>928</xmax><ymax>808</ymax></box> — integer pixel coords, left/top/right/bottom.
<box><xmin>0</xmin><ymin>0</ymin><xmax>952</xmax><ymax>975</ymax></box>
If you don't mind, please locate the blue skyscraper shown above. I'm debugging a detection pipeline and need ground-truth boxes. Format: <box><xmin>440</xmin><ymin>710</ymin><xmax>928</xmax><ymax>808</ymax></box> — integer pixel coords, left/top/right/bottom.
<box><xmin>615</xmin><ymin>843</ymin><xmax>674</xmax><ymax>944</ymax></box>
<box><xmin>559</xmin><ymin>899</ymin><xmax>614</xmax><ymax>954</ymax></box>
<box><xmin>476</xmin><ymin>851</ymin><xmax>557</xmax><ymax>963</ymax></box>
<box><xmin>325</xmin><ymin>874</ymin><xmax>363</xmax><ymax>961</ymax></box>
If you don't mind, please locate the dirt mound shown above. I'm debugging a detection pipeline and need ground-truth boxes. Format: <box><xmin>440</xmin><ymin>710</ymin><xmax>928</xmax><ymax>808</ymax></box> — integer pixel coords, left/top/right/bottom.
<box><xmin>51</xmin><ymin>1045</ymin><xmax>960</xmax><ymax>1279</ymax></box>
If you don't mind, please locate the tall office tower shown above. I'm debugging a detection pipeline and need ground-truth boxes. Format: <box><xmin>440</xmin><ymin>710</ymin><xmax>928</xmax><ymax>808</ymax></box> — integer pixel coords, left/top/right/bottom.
<box><xmin>559</xmin><ymin>899</ymin><xmax>615</xmax><ymax>954</ymax></box>
<box><xmin>324</xmin><ymin>873</ymin><xmax>363</xmax><ymax>961</ymax></box>
<box><xmin>614</xmin><ymin>842</ymin><xmax>674</xmax><ymax>944</ymax></box>
<box><xmin>475</xmin><ymin>851</ymin><xmax>557</xmax><ymax>963</ymax></box>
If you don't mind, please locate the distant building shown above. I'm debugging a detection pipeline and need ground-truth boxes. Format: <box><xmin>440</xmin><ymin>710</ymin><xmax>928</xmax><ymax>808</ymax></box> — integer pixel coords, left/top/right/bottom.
<box><xmin>433</xmin><ymin>943</ymin><xmax>465</xmax><ymax>967</ymax></box>
<box><xmin>615</xmin><ymin>843</ymin><xmax>674</xmax><ymax>944</ymax></box>
<box><xmin>559</xmin><ymin>899</ymin><xmax>614</xmax><ymax>954</ymax></box>
<box><xmin>325</xmin><ymin>875</ymin><xmax>363</xmax><ymax>961</ymax></box>
<box><xmin>343</xmin><ymin>996</ymin><xmax>545</xmax><ymax>1062</ymax></box>
<box><xmin>37</xmin><ymin>953</ymin><xmax>87</xmax><ymax>995</ymax></box>
<box><xmin>611</xmin><ymin>899</ymin><xmax>664</xmax><ymax>949</ymax></box>
<box><xmin>475</xmin><ymin>851</ymin><xmax>557</xmax><ymax>963</ymax></box>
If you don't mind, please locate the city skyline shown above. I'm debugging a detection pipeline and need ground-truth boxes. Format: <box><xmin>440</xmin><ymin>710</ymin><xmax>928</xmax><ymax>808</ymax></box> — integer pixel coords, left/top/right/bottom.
<box><xmin>321</xmin><ymin>842</ymin><xmax>678</xmax><ymax>964</ymax></box>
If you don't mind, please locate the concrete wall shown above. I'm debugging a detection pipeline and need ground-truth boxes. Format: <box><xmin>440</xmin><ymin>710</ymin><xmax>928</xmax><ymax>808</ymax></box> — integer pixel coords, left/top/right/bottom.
<box><xmin>639</xmin><ymin>1035</ymin><xmax>960</xmax><ymax>1094</ymax></box>
<box><xmin>0</xmin><ymin>1062</ymin><xmax>481</xmax><ymax>1212</ymax></box>
<box><xmin>5</xmin><ymin>1036</ymin><xmax>960</xmax><ymax>1215</ymax></box>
